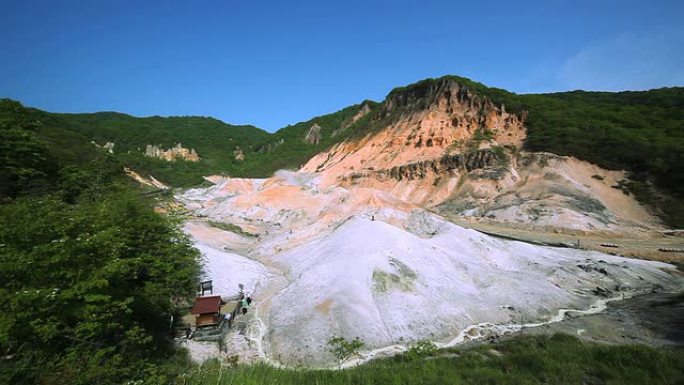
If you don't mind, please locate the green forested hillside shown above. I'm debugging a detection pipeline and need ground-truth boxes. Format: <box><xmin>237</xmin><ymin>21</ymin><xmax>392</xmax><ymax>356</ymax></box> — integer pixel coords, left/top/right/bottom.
<box><xmin>0</xmin><ymin>99</ymin><xmax>377</xmax><ymax>186</ymax></box>
<box><xmin>40</xmin><ymin>108</ymin><xmax>273</xmax><ymax>186</ymax></box>
<box><xmin>236</xmin><ymin>101</ymin><xmax>378</xmax><ymax>175</ymax></box>
<box><xmin>521</xmin><ymin>88</ymin><xmax>684</xmax><ymax>227</ymax></box>
<box><xmin>2</xmin><ymin>76</ymin><xmax>683</xmax><ymax>224</ymax></box>
<box><xmin>0</xmin><ymin>99</ymin><xmax>201</xmax><ymax>384</ymax></box>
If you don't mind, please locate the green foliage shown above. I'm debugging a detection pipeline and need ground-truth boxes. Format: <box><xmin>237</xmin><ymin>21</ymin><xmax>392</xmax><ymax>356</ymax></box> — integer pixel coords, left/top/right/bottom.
<box><xmin>519</xmin><ymin>89</ymin><xmax>683</xmax><ymax>188</ymax></box>
<box><xmin>0</xmin><ymin>104</ymin><xmax>201</xmax><ymax>384</ymax></box>
<box><xmin>0</xmin><ymin>99</ymin><xmax>380</xmax><ymax>187</ymax></box>
<box><xmin>405</xmin><ymin>340</ymin><xmax>438</xmax><ymax>361</ymax></box>
<box><xmin>473</xmin><ymin>128</ymin><xmax>495</xmax><ymax>141</ymax></box>
<box><xmin>328</xmin><ymin>335</ymin><xmax>365</xmax><ymax>366</ymax></box>
<box><xmin>44</xmin><ymin>111</ymin><xmax>272</xmax><ymax>186</ymax></box>
<box><xmin>490</xmin><ymin>146</ymin><xmax>509</xmax><ymax>166</ymax></box>
<box><xmin>0</xmin><ymin>192</ymin><xmax>201</xmax><ymax>384</ymax></box>
<box><xmin>180</xmin><ymin>334</ymin><xmax>684</xmax><ymax>385</ymax></box>
<box><xmin>0</xmin><ymin>127</ymin><xmax>52</xmax><ymax>198</ymax></box>
<box><xmin>0</xmin><ymin>100</ymin><xmax>55</xmax><ymax>198</ymax></box>
<box><xmin>207</xmin><ymin>221</ymin><xmax>256</xmax><ymax>237</ymax></box>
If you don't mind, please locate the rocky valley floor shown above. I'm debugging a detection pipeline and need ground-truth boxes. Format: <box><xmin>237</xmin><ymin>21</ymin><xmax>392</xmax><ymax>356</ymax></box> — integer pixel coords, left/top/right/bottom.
<box><xmin>175</xmin><ymin>172</ymin><xmax>683</xmax><ymax>367</ymax></box>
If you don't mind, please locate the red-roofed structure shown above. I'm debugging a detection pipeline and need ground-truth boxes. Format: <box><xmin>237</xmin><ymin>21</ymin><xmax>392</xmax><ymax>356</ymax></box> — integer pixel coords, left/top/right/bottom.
<box><xmin>190</xmin><ymin>295</ymin><xmax>225</xmax><ymax>326</ymax></box>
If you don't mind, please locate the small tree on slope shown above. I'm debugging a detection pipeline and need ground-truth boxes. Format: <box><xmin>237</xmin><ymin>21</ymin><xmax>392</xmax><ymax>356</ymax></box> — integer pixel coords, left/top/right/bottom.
<box><xmin>327</xmin><ymin>336</ymin><xmax>365</xmax><ymax>368</ymax></box>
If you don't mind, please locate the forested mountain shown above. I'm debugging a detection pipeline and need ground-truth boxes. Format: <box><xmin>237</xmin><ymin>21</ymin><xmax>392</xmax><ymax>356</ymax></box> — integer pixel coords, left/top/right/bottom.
<box><xmin>3</xmin><ymin>76</ymin><xmax>682</xmax><ymax>226</ymax></box>
<box><xmin>3</xmin><ymin>76</ymin><xmax>682</xmax><ymax>196</ymax></box>
<box><xmin>0</xmin><ymin>99</ymin><xmax>377</xmax><ymax>186</ymax></box>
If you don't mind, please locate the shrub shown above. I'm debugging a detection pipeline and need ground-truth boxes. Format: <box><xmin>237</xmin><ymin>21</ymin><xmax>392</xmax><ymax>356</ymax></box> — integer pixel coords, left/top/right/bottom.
<box><xmin>327</xmin><ymin>336</ymin><xmax>365</xmax><ymax>367</ymax></box>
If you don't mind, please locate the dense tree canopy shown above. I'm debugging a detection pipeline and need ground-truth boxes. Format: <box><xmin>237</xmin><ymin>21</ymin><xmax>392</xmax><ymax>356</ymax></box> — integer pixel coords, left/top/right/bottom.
<box><xmin>0</xmin><ymin>101</ymin><xmax>201</xmax><ymax>384</ymax></box>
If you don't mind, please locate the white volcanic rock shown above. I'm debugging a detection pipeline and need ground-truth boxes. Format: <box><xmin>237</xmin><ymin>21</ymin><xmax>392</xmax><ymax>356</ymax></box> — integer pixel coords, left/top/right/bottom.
<box><xmin>176</xmin><ymin>78</ymin><xmax>678</xmax><ymax>365</ymax></box>
<box><xmin>179</xmin><ymin>173</ymin><xmax>681</xmax><ymax>366</ymax></box>
<box><xmin>195</xmin><ymin>243</ymin><xmax>271</xmax><ymax>297</ymax></box>
<box><xmin>262</xmin><ymin>216</ymin><xmax>676</xmax><ymax>366</ymax></box>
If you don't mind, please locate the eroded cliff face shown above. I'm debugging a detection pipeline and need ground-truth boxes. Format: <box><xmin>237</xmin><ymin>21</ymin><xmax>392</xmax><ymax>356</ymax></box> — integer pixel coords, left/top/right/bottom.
<box><xmin>304</xmin><ymin>123</ymin><xmax>322</xmax><ymax>145</ymax></box>
<box><xmin>341</xmin><ymin>149</ymin><xmax>501</xmax><ymax>183</ymax></box>
<box><xmin>302</xmin><ymin>77</ymin><xmax>525</xmax><ymax>179</ymax></box>
<box><xmin>300</xmin><ymin>77</ymin><xmax>660</xmax><ymax>231</ymax></box>
<box><xmin>144</xmin><ymin>143</ymin><xmax>200</xmax><ymax>162</ymax></box>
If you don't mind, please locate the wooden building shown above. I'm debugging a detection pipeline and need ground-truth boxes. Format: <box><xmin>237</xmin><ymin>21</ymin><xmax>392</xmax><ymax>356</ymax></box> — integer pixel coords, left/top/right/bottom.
<box><xmin>190</xmin><ymin>295</ymin><xmax>225</xmax><ymax>327</ymax></box>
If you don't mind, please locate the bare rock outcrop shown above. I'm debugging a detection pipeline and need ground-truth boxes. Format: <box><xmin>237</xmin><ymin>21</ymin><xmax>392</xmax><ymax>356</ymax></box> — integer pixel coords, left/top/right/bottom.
<box><xmin>298</xmin><ymin>77</ymin><xmax>660</xmax><ymax>231</ymax></box>
<box><xmin>378</xmin><ymin>77</ymin><xmax>526</xmax><ymax>147</ymax></box>
<box><xmin>304</xmin><ymin>123</ymin><xmax>322</xmax><ymax>145</ymax></box>
<box><xmin>233</xmin><ymin>147</ymin><xmax>245</xmax><ymax>162</ymax></box>
<box><xmin>256</xmin><ymin>138</ymin><xmax>285</xmax><ymax>153</ymax></box>
<box><xmin>343</xmin><ymin>149</ymin><xmax>503</xmax><ymax>183</ymax></box>
<box><xmin>144</xmin><ymin>143</ymin><xmax>200</xmax><ymax>162</ymax></box>
<box><xmin>124</xmin><ymin>167</ymin><xmax>169</xmax><ymax>190</ymax></box>
<box><xmin>301</xmin><ymin>77</ymin><xmax>526</xmax><ymax>180</ymax></box>
<box><xmin>91</xmin><ymin>141</ymin><xmax>115</xmax><ymax>153</ymax></box>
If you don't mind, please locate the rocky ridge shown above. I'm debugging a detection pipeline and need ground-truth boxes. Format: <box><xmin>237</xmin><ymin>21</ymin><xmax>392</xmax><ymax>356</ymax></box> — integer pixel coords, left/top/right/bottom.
<box><xmin>300</xmin><ymin>77</ymin><xmax>659</xmax><ymax>231</ymax></box>
<box><xmin>332</xmin><ymin>102</ymin><xmax>373</xmax><ymax>137</ymax></box>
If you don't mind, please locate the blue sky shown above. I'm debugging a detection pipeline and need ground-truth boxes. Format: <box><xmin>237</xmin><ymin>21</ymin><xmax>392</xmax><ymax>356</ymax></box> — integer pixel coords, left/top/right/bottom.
<box><xmin>1</xmin><ymin>0</ymin><xmax>682</xmax><ymax>131</ymax></box>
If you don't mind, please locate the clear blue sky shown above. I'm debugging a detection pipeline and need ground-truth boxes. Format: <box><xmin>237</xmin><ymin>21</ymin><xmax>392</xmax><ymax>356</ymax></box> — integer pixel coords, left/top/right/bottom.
<box><xmin>1</xmin><ymin>0</ymin><xmax>682</xmax><ymax>132</ymax></box>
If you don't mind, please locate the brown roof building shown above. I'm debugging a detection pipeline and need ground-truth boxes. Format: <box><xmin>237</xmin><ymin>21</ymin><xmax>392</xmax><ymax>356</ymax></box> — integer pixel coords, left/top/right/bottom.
<box><xmin>190</xmin><ymin>295</ymin><xmax>225</xmax><ymax>327</ymax></box>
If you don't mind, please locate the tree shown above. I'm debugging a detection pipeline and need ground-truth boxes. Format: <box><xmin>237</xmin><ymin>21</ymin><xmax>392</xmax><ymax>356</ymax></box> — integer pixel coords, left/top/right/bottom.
<box><xmin>0</xmin><ymin>188</ymin><xmax>200</xmax><ymax>384</ymax></box>
<box><xmin>327</xmin><ymin>335</ymin><xmax>364</xmax><ymax>368</ymax></box>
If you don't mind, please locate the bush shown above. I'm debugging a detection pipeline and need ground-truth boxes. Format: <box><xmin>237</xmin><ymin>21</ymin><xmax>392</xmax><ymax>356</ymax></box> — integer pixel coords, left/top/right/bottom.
<box><xmin>405</xmin><ymin>340</ymin><xmax>438</xmax><ymax>360</ymax></box>
<box><xmin>328</xmin><ymin>336</ymin><xmax>365</xmax><ymax>367</ymax></box>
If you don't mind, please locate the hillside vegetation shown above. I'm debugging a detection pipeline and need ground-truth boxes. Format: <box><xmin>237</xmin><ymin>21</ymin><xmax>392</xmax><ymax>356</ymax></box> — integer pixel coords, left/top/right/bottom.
<box><xmin>0</xmin><ymin>99</ymin><xmax>201</xmax><ymax>384</ymax></box>
<box><xmin>0</xmin><ymin>99</ymin><xmax>377</xmax><ymax>186</ymax></box>
<box><xmin>1</xmin><ymin>84</ymin><xmax>684</xmax><ymax>383</ymax></box>
<box><xmin>2</xmin><ymin>75</ymin><xmax>683</xmax><ymax>225</ymax></box>
<box><xmin>182</xmin><ymin>334</ymin><xmax>683</xmax><ymax>385</ymax></box>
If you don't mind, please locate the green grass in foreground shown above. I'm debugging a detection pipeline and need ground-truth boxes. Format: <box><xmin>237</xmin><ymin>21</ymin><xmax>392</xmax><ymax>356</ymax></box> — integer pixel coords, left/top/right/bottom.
<box><xmin>178</xmin><ymin>334</ymin><xmax>684</xmax><ymax>385</ymax></box>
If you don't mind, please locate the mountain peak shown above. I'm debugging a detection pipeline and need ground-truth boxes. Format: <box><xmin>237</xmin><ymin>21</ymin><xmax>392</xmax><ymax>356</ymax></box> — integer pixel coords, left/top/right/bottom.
<box><xmin>376</xmin><ymin>75</ymin><xmax>520</xmax><ymax>126</ymax></box>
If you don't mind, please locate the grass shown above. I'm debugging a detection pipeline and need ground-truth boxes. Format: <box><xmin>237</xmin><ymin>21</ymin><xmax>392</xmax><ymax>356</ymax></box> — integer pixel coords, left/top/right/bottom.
<box><xmin>177</xmin><ymin>334</ymin><xmax>684</xmax><ymax>385</ymax></box>
<box><xmin>207</xmin><ymin>220</ymin><xmax>256</xmax><ymax>237</ymax></box>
